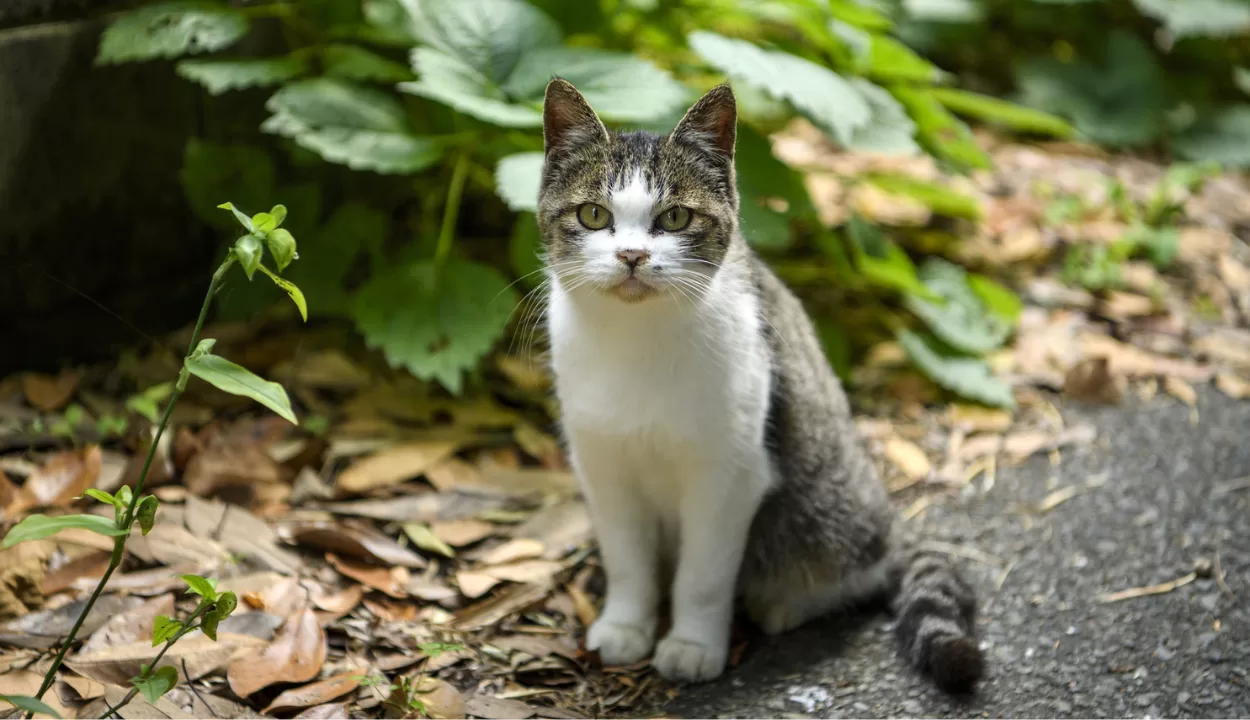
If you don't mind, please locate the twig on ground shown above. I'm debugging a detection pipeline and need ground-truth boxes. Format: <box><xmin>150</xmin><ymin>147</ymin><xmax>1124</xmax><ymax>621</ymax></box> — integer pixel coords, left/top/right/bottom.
<box><xmin>1097</xmin><ymin>571</ymin><xmax>1196</xmax><ymax>604</ymax></box>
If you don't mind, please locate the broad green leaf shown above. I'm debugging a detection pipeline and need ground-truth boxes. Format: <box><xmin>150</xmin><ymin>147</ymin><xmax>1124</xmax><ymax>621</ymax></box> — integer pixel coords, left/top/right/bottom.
<box><xmin>736</xmin><ymin>124</ymin><xmax>813</xmax><ymax>250</ymax></box>
<box><xmin>214</xmin><ymin>591</ymin><xmax>238</xmax><ymax>619</ymax></box>
<box><xmin>402</xmin><ymin>522</ymin><xmax>455</xmax><ymax>558</ymax></box>
<box><xmin>1133</xmin><ymin>0</ymin><xmax>1250</xmax><ymax>38</ymax></box>
<box><xmin>180</xmin><ymin>574</ymin><xmax>218</xmax><ymax>601</ymax></box>
<box><xmin>495</xmin><ymin>152</ymin><xmax>543</xmax><ymax>213</ymax></box>
<box><xmin>83</xmin><ymin>489</ymin><xmax>121</xmax><ymax>511</ymax></box>
<box><xmin>509</xmin><ymin>213</ymin><xmax>544</xmax><ymax>288</ymax></box>
<box><xmin>354</xmin><ymin>260</ymin><xmax>518</xmax><ymax>394</ymax></box>
<box><xmin>417</xmin><ymin>641</ymin><xmax>466</xmax><ymax>658</ymax></box>
<box><xmin>0</xmin><ymin>695</ymin><xmax>62</xmax><ymax>718</ymax></box>
<box><xmin>845</xmin><ymin>79</ymin><xmax>919</xmax><ymax>154</ymax></box>
<box><xmin>898</xmin><ymin>329</ymin><xmax>1015</xmax><ymax>408</ymax></box>
<box><xmin>864</xmin><ymin>174</ymin><xmax>981</xmax><ymax>219</ymax></box>
<box><xmin>152</xmin><ymin>616</ymin><xmax>182</xmax><ymax>646</ymax></box>
<box><xmin>217</xmin><ymin>202</ymin><xmax>255</xmax><ymax>232</ymax></box>
<box><xmin>182</xmin><ymin>143</ymin><xmax>275</xmax><ymax>229</ymax></box>
<box><xmin>861</xmin><ymin>33</ymin><xmax>943</xmax><ymax>83</ymax></box>
<box><xmin>136</xmin><ymin>495</ymin><xmax>160</xmax><ymax>536</ymax></box>
<box><xmin>1174</xmin><ymin>106</ymin><xmax>1250</xmax><ymax>167</ymax></box>
<box><xmin>402</xmin><ymin>48</ymin><xmax>543</xmax><ymax>127</ymax></box>
<box><xmin>828</xmin><ymin>0</ymin><xmax>894</xmax><ymax>29</ymax></box>
<box><xmin>933</xmin><ymin>87</ymin><xmax>1074</xmax><ymax>138</ymax></box>
<box><xmin>905</xmin><ymin>258</ymin><xmax>1012</xmax><ymax>353</ymax></box>
<box><xmin>116</xmin><ymin>485</ymin><xmax>134</xmax><ymax>509</ymax></box>
<box><xmin>269</xmin><ymin>204</ymin><xmax>288</xmax><ymax>227</ymax></box>
<box><xmin>263</xmin><ymin>79</ymin><xmax>442</xmax><ymax>174</ymax></box>
<box><xmin>267</xmin><ymin>228</ymin><xmax>298</xmax><ymax>271</ymax></box>
<box><xmin>200</xmin><ymin>612</ymin><xmax>220</xmax><ymax>641</ymax></box>
<box><xmin>176</xmin><ymin>56</ymin><xmax>306</xmax><ymax>94</ymax></box>
<box><xmin>252</xmin><ymin>212</ymin><xmax>278</xmax><ymax>235</ymax></box>
<box><xmin>967</xmin><ymin>274</ymin><xmax>1023</xmax><ymax>324</ymax></box>
<box><xmin>233</xmin><ymin>235</ymin><xmax>263</xmax><ymax>280</ymax></box>
<box><xmin>845</xmin><ymin>218</ymin><xmax>935</xmax><ymax>297</ymax></box>
<box><xmin>97</xmin><ymin>1</ymin><xmax>248</xmax><ymax>65</ymax></box>
<box><xmin>688</xmin><ymin>31</ymin><xmax>871</xmax><ymax>146</ymax></box>
<box><xmin>1236</xmin><ymin>67</ymin><xmax>1250</xmax><ymax>96</ymax></box>
<box><xmin>3</xmin><ymin>514</ymin><xmax>126</xmax><ymax>548</ymax></box>
<box><xmin>322</xmin><ymin>44</ymin><xmax>415</xmax><ymax>82</ymax></box>
<box><xmin>891</xmin><ymin>87</ymin><xmax>989</xmax><ymax>171</ymax></box>
<box><xmin>1121</xmin><ymin>225</ymin><xmax>1179</xmax><ymax>268</ymax></box>
<box><xmin>902</xmin><ymin>0</ymin><xmax>981</xmax><ymax>22</ymax></box>
<box><xmin>816</xmin><ymin>320</ymin><xmax>854</xmax><ymax>382</ymax></box>
<box><xmin>285</xmin><ymin>203</ymin><xmax>384</xmax><ymax>317</ymax></box>
<box><xmin>131</xmin><ymin>666</ymin><xmax>179</xmax><ymax>704</ymax></box>
<box><xmin>184</xmin><ymin>353</ymin><xmax>298</xmax><ymax>424</ymax></box>
<box><xmin>398</xmin><ymin>0</ymin><xmax>561</xmax><ymax>82</ymax></box>
<box><xmin>258</xmin><ymin>265</ymin><xmax>309</xmax><ymax>321</ymax></box>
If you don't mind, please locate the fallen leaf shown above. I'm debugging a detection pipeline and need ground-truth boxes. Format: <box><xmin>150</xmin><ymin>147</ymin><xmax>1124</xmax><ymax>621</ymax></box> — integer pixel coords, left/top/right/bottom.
<box><xmin>184</xmin><ymin>496</ymin><xmax>303</xmax><ymax>574</ymax></box>
<box><xmin>183</xmin><ymin>437</ymin><xmax>283</xmax><ymax>506</ymax></box>
<box><xmin>1002</xmin><ymin>424</ymin><xmax>1096</xmax><ymax>464</ymax></box>
<box><xmin>566</xmin><ymin>584</ymin><xmax>598</xmax><ymax>628</ymax></box>
<box><xmin>496</xmin><ymin>355</ymin><xmax>551</xmax><ymax>392</ymax></box>
<box><xmin>0</xmin><ymin>540</ymin><xmax>51</xmax><ymax>622</ymax></box>
<box><xmin>263</xmin><ymin>672</ymin><xmax>362</xmax><ymax>713</ymax></box>
<box><xmin>289</xmin><ymin>522</ymin><xmax>426</xmax><ymax>568</ymax></box>
<box><xmin>1215</xmin><ymin>372</ymin><xmax>1250</xmax><ymax>399</ymax></box>
<box><xmin>1063</xmin><ymin>357</ymin><xmax>1123</xmax><ymax>405</ymax></box>
<box><xmin>397</xmin><ymin>676</ymin><xmax>465</xmax><ymax>719</ymax></box>
<box><xmin>452</xmin><ymin>582</ymin><xmax>553</xmax><ymax>631</ymax></box>
<box><xmin>280</xmin><ymin>349</ymin><xmax>371</xmax><ymax>391</ymax></box>
<box><xmin>851</xmin><ymin>183</ymin><xmax>931</xmax><ymax>226</ymax></box>
<box><xmin>402</xmin><ymin>522</ymin><xmax>455</xmax><ymax>558</ymax></box>
<box><xmin>514</xmin><ymin>501</ymin><xmax>593</xmax><ymax>559</ymax></box>
<box><xmin>68</xmin><ymin>632</ymin><xmax>265</xmax><ymax>686</ymax></box>
<box><xmin>78</xmin><ymin>684</ymin><xmax>197</xmax><ymax>720</ymax></box>
<box><xmin>883</xmin><ymin>436</ymin><xmax>931</xmax><ymax>480</ymax></box>
<box><xmin>42</xmin><ymin>549</ymin><xmax>110</xmax><ymax>595</ymax></box>
<box><xmin>430</xmin><ymin>518</ymin><xmax>498</xmax><ymax>547</ymax></box>
<box><xmin>0</xmin><ymin>593</ymin><xmax>138</xmax><ymax>649</ymax></box>
<box><xmin>474</xmin><ymin>467</ymin><xmax>579</xmax><ymax>499</ymax></box>
<box><xmin>22</xmin><ymin>370</ymin><xmax>80</xmax><ymax>412</ymax></box>
<box><xmin>0</xmin><ymin>471</ymin><xmax>17</xmax><ymax>512</ymax></box>
<box><xmin>1176</xmin><ymin>226</ymin><xmax>1230</xmax><ymax>265</ymax></box>
<box><xmin>309</xmin><ymin>583</ymin><xmax>365</xmax><ymax>615</ymax></box>
<box><xmin>457</xmin><ymin>571</ymin><xmax>502</xmax><ymax>599</ymax></box>
<box><xmin>480</xmin><ymin>560</ymin><xmax>563</xmax><ymax>585</ymax></box>
<box><xmin>1098</xmin><ymin>291</ymin><xmax>1155</xmax><ymax>320</ymax></box>
<box><xmin>425</xmin><ymin>458</ymin><xmax>484</xmax><ymax>492</ymax></box>
<box><xmin>228</xmin><ymin>609</ymin><xmax>327</xmax><ymax>697</ymax></box>
<box><xmin>1163</xmin><ymin>376</ymin><xmax>1197</xmax><ymax>407</ymax></box>
<box><xmin>79</xmin><ymin>594</ymin><xmax>175</xmax><ymax>654</ymax></box>
<box><xmin>294</xmin><ymin>703</ymin><xmax>351</xmax><ymax>719</ymax></box>
<box><xmin>490</xmin><ymin>633</ymin><xmax>579</xmax><ymax>661</ymax></box>
<box><xmin>326</xmin><ymin>553</ymin><xmax>408</xmax><ymax>598</ymax></box>
<box><xmin>59</xmin><ymin>674</ymin><xmax>108</xmax><ymax>702</ymax></box>
<box><xmin>363</xmin><ymin>595</ymin><xmax>417</xmax><ymax>621</ymax></box>
<box><xmin>474</xmin><ymin>538</ymin><xmax>546</xmax><ymax>566</ymax></box>
<box><xmin>944</xmin><ymin>404</ymin><xmax>1013</xmax><ymax>432</ymax></box>
<box><xmin>125</xmin><ymin>522</ymin><xmax>229</xmax><ymax>568</ymax></box>
<box><xmin>0</xmin><ymin>670</ymin><xmax>74</xmax><ymax>718</ymax></box>
<box><xmin>514</xmin><ymin>423</ymin><xmax>565</xmax><ymax>469</ymax></box>
<box><xmin>335</xmin><ymin>440</ymin><xmax>460</xmax><ymax>494</ymax></box>
<box><xmin>1081</xmin><ymin>333</ymin><xmax>1212</xmax><ymax>381</ymax></box>
<box><xmin>319</xmin><ymin>491</ymin><xmax>522</xmax><ymax>524</ymax></box>
<box><xmin>1097</xmin><ymin>572</ymin><xmax>1196</xmax><ymax>603</ymax></box>
<box><xmin>465</xmin><ymin>694</ymin><xmax>541</xmax><ymax>719</ymax></box>
<box><xmin>11</xmin><ymin>445</ymin><xmax>102</xmax><ymax>512</ymax></box>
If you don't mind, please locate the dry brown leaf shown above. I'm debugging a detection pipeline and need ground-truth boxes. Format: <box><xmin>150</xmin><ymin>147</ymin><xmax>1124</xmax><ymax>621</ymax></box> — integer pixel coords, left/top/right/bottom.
<box><xmin>473</xmin><ymin>468</ymin><xmax>579</xmax><ymax>499</ymax></box>
<box><xmin>457</xmin><ymin>571</ymin><xmax>502</xmax><ymax>599</ymax></box>
<box><xmin>425</xmin><ymin>457</ymin><xmax>483</xmax><ymax>492</ymax></box>
<box><xmin>1164</xmin><ymin>376</ymin><xmax>1198</xmax><ymax>407</ymax></box>
<box><xmin>1099</xmin><ymin>291</ymin><xmax>1156</xmax><ymax>320</ymax></box>
<box><xmin>319</xmin><ymin>491</ymin><xmax>520</xmax><ymax>524</ymax></box>
<box><xmin>566</xmin><ymin>584</ymin><xmax>597</xmax><ymax>628</ymax></box>
<box><xmin>79</xmin><ymin>684</ymin><xmax>198</xmax><ymax>719</ymax></box>
<box><xmin>0</xmin><ymin>670</ymin><xmax>74</xmax><ymax>718</ymax></box>
<box><xmin>1215</xmin><ymin>372</ymin><xmax>1250</xmax><ymax>399</ymax></box>
<box><xmin>264</xmin><ymin>672</ymin><xmax>363</xmax><ymax>714</ymax></box>
<box><xmin>1062</xmin><ymin>357</ymin><xmax>1123</xmax><ymax>405</ymax></box>
<box><xmin>183</xmin><ymin>438</ymin><xmax>283</xmax><ymax>505</ymax></box>
<box><xmin>1176</xmin><ymin>227</ymin><xmax>1231</xmax><ymax>265</ymax></box>
<box><xmin>228</xmin><ymin>609</ymin><xmax>327</xmax><ymax>697</ymax></box>
<box><xmin>125</xmin><ymin>522</ymin><xmax>229</xmax><ymax>568</ymax></box>
<box><xmin>1002</xmin><ymin>424</ymin><xmax>1097</xmax><ymax>464</ymax></box>
<box><xmin>944</xmin><ymin>405</ymin><xmax>1013</xmax><ymax>433</ymax></box>
<box><xmin>514</xmin><ymin>423</ymin><xmax>565</xmax><ymax>469</ymax></box>
<box><xmin>514</xmin><ymin>501</ymin><xmax>593</xmax><ymax>560</ymax></box>
<box><xmin>465</xmin><ymin>695</ymin><xmax>542</xmax><ymax>719</ymax></box>
<box><xmin>294</xmin><ymin>702</ymin><xmax>351</xmax><ymax>719</ymax></box>
<box><xmin>883</xmin><ymin>436</ymin><xmax>931</xmax><ymax>480</ymax></box>
<box><xmin>289</xmin><ymin>522</ymin><xmax>426</xmax><ymax>568</ymax></box>
<box><xmin>406</xmin><ymin>575</ymin><xmax>459</xmax><ymax>603</ymax></box>
<box><xmin>850</xmin><ymin>183</ymin><xmax>931</xmax><ymax>226</ymax></box>
<box><xmin>309</xmin><ymin>583</ymin><xmax>365</xmax><ymax>615</ymax></box>
<box><xmin>68</xmin><ymin>632</ymin><xmax>265</xmax><ymax>686</ymax></box>
<box><xmin>327</xmin><ymin>553</ymin><xmax>408</xmax><ymax>598</ymax></box>
<box><xmin>0</xmin><ymin>587</ymin><xmax>139</xmax><ymax>649</ymax></box>
<box><xmin>79</xmin><ymin>594</ymin><xmax>174</xmax><ymax>654</ymax></box>
<box><xmin>475</xmin><ymin>538</ymin><xmax>546</xmax><ymax>566</ymax></box>
<box><xmin>242</xmin><ymin>576</ymin><xmax>310</xmax><ymax>616</ymax></box>
<box><xmin>1080</xmin><ymin>333</ymin><xmax>1213</xmax><ymax>381</ymax></box>
<box><xmin>282</xmin><ymin>349</ymin><xmax>371</xmax><ymax>391</ymax></box>
<box><xmin>452</xmin><ymin>582</ymin><xmax>553</xmax><ymax>631</ymax></box>
<box><xmin>481</xmin><ymin>560</ymin><xmax>563</xmax><ymax>585</ymax></box>
<box><xmin>496</xmin><ymin>356</ymin><xmax>551</xmax><ymax>392</ymax></box>
<box><xmin>399</xmin><ymin>676</ymin><xmax>465</xmax><ymax>720</ymax></box>
<box><xmin>22</xmin><ymin>370</ymin><xmax>80</xmax><ymax>412</ymax></box>
<box><xmin>491</xmin><ymin>634</ymin><xmax>579</xmax><ymax>661</ymax></box>
<box><xmin>431</xmin><ymin>518</ymin><xmax>498</xmax><ymax>547</ymax></box>
<box><xmin>11</xmin><ymin>445</ymin><xmax>102</xmax><ymax>512</ymax></box>
<box><xmin>335</xmin><ymin>440</ymin><xmax>461</xmax><ymax>494</ymax></box>
<box><xmin>0</xmin><ymin>471</ymin><xmax>17</xmax><ymax>512</ymax></box>
<box><xmin>42</xmin><ymin>549</ymin><xmax>110</xmax><ymax>596</ymax></box>
<box><xmin>363</xmin><ymin>595</ymin><xmax>418</xmax><ymax>621</ymax></box>
<box><xmin>59</xmin><ymin>674</ymin><xmax>108</xmax><ymax>702</ymax></box>
<box><xmin>1192</xmin><ymin>328</ymin><xmax>1250</xmax><ymax>368</ymax></box>
<box><xmin>1097</xmin><ymin>572</ymin><xmax>1196</xmax><ymax>603</ymax></box>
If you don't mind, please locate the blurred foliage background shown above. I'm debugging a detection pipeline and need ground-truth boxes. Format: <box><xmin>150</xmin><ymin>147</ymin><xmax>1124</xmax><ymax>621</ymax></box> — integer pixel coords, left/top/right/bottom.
<box><xmin>85</xmin><ymin>0</ymin><xmax>1250</xmax><ymax>409</ymax></box>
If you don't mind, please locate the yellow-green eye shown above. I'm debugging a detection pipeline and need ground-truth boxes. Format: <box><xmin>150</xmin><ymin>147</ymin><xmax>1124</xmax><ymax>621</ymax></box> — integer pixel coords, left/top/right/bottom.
<box><xmin>658</xmin><ymin>206</ymin><xmax>692</xmax><ymax>232</ymax></box>
<box><xmin>577</xmin><ymin>203</ymin><xmax>611</xmax><ymax>230</ymax></box>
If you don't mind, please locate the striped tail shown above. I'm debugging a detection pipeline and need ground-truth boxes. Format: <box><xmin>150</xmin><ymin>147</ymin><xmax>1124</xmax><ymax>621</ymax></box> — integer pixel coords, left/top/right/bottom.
<box><xmin>891</xmin><ymin>544</ymin><xmax>984</xmax><ymax>693</ymax></box>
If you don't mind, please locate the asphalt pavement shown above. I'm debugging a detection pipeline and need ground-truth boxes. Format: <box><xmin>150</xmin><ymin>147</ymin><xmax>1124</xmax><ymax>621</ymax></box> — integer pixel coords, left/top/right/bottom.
<box><xmin>663</xmin><ymin>388</ymin><xmax>1250</xmax><ymax>718</ymax></box>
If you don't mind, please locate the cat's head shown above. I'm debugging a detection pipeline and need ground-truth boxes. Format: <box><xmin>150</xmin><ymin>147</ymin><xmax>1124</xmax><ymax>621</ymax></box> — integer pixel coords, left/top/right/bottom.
<box><xmin>537</xmin><ymin>78</ymin><xmax>739</xmax><ymax>304</ymax></box>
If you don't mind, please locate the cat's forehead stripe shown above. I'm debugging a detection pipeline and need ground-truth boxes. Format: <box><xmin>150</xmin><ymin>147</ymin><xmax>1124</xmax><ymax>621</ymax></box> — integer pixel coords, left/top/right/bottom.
<box><xmin>609</xmin><ymin>170</ymin><xmax>657</xmax><ymax>227</ymax></box>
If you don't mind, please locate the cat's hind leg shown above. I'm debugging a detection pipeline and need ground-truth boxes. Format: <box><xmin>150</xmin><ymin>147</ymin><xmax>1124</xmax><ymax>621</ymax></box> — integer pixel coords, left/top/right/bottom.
<box><xmin>741</xmin><ymin>558</ymin><xmax>893</xmax><ymax>636</ymax></box>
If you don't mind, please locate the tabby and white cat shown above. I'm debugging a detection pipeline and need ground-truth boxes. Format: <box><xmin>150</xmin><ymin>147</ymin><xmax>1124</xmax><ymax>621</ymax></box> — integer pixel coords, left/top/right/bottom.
<box><xmin>536</xmin><ymin>78</ymin><xmax>983</xmax><ymax>692</ymax></box>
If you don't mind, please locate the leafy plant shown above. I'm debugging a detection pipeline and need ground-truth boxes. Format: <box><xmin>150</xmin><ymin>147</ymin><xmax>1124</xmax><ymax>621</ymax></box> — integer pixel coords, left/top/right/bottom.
<box><xmin>0</xmin><ymin>201</ymin><xmax>303</xmax><ymax>717</ymax></box>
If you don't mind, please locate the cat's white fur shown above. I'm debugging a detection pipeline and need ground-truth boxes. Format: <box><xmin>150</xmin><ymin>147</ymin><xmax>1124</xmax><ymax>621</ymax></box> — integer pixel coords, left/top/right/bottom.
<box><xmin>546</xmin><ymin>173</ymin><xmax>776</xmax><ymax>682</ymax></box>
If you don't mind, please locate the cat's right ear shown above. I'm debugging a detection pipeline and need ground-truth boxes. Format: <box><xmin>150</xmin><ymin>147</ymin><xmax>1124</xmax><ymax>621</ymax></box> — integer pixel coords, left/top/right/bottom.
<box><xmin>543</xmin><ymin>78</ymin><xmax>608</xmax><ymax>156</ymax></box>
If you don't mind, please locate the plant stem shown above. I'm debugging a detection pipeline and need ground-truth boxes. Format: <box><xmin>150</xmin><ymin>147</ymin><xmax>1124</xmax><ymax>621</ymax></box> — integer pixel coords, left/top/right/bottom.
<box><xmin>101</xmin><ymin>607</ymin><xmax>208</xmax><ymax>718</ymax></box>
<box><xmin>29</xmin><ymin>258</ymin><xmax>234</xmax><ymax>712</ymax></box>
<box><xmin>434</xmin><ymin>153</ymin><xmax>471</xmax><ymax>270</ymax></box>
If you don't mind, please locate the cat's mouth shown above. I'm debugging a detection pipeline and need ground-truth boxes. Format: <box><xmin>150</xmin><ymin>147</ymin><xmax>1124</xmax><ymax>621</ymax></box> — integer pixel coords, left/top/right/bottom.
<box><xmin>608</xmin><ymin>275</ymin><xmax>657</xmax><ymax>302</ymax></box>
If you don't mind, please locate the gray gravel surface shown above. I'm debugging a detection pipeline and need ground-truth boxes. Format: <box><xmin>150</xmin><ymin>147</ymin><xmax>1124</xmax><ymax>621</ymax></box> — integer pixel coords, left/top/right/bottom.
<box><xmin>663</xmin><ymin>389</ymin><xmax>1250</xmax><ymax>718</ymax></box>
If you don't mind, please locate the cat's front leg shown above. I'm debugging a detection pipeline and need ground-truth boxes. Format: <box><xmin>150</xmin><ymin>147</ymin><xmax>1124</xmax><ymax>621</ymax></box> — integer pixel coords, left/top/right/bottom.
<box><xmin>653</xmin><ymin>450</ymin><xmax>771</xmax><ymax>683</ymax></box>
<box><xmin>570</xmin><ymin>436</ymin><xmax>661</xmax><ymax>666</ymax></box>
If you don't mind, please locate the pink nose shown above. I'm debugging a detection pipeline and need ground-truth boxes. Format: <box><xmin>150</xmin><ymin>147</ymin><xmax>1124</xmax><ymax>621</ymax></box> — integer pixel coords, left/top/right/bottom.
<box><xmin>616</xmin><ymin>249</ymin><xmax>650</xmax><ymax>268</ymax></box>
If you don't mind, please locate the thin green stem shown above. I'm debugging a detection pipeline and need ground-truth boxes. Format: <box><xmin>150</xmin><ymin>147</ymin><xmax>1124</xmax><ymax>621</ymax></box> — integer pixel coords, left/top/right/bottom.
<box><xmin>434</xmin><ymin>153</ymin><xmax>471</xmax><ymax>270</ymax></box>
<box><xmin>29</xmin><ymin>258</ymin><xmax>234</xmax><ymax>711</ymax></box>
<box><xmin>101</xmin><ymin>606</ymin><xmax>208</xmax><ymax>718</ymax></box>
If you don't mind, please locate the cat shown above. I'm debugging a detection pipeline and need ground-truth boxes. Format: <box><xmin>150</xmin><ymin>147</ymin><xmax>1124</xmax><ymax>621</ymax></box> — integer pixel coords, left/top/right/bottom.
<box><xmin>536</xmin><ymin>77</ymin><xmax>984</xmax><ymax>692</ymax></box>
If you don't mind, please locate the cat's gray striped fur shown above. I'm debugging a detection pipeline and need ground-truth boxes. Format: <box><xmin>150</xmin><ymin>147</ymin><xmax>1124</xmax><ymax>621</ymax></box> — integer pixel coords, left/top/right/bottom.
<box><xmin>538</xmin><ymin>78</ymin><xmax>983</xmax><ymax>692</ymax></box>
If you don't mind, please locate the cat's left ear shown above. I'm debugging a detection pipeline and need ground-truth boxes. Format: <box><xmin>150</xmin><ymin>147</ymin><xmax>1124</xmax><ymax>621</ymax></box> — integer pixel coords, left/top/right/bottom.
<box><xmin>671</xmin><ymin>83</ymin><xmax>737</xmax><ymax>160</ymax></box>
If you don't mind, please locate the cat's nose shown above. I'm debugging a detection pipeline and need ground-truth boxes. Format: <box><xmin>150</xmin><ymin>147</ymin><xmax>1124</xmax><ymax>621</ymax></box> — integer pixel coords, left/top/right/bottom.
<box><xmin>616</xmin><ymin>249</ymin><xmax>650</xmax><ymax>268</ymax></box>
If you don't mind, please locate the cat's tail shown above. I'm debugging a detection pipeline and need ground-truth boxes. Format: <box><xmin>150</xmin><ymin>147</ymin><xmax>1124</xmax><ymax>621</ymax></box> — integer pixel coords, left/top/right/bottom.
<box><xmin>889</xmin><ymin>541</ymin><xmax>984</xmax><ymax>693</ymax></box>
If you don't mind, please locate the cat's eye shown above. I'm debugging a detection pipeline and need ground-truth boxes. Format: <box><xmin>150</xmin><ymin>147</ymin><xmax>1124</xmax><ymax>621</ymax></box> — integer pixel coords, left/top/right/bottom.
<box><xmin>657</xmin><ymin>206</ymin><xmax>693</xmax><ymax>232</ymax></box>
<box><xmin>577</xmin><ymin>203</ymin><xmax>612</xmax><ymax>230</ymax></box>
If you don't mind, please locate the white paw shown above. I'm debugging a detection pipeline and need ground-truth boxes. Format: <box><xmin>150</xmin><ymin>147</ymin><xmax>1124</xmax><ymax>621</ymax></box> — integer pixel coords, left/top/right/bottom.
<box><xmin>652</xmin><ymin>633</ymin><xmax>728</xmax><ymax>683</ymax></box>
<box><xmin>587</xmin><ymin>619</ymin><xmax>654</xmax><ymax>666</ymax></box>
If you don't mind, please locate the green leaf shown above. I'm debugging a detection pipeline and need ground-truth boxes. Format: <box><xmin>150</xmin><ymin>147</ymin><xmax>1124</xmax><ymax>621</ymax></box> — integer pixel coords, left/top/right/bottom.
<box><xmin>252</xmin><ymin>212</ymin><xmax>278</xmax><ymax>235</ymax></box>
<box><xmin>130</xmin><ymin>665</ymin><xmax>179</xmax><ymax>704</ymax></box>
<box><xmin>176</xmin><ymin>56</ymin><xmax>306</xmax><ymax>94</ymax></box>
<box><xmin>402</xmin><ymin>48</ymin><xmax>542</xmax><ymax>127</ymax></box>
<box><xmin>116</xmin><ymin>485</ymin><xmax>133</xmax><ymax>509</ymax></box>
<box><xmin>3</xmin><ymin>514</ymin><xmax>127</xmax><ymax>548</ymax></box>
<box><xmin>402</xmin><ymin>522</ymin><xmax>455</xmax><ymax>558</ymax></box>
<box><xmin>182</xmin><ymin>143</ymin><xmax>275</xmax><ymax>229</ymax></box>
<box><xmin>136</xmin><ymin>496</ymin><xmax>160</xmax><ymax>536</ymax></box>
<box><xmin>263</xmin><ymin>79</ymin><xmax>442</xmax><ymax>174</ymax></box>
<box><xmin>180</xmin><ymin>574</ymin><xmax>218</xmax><ymax>601</ymax></box>
<box><xmin>932</xmin><ymin>87</ymin><xmax>1074</xmax><ymax>138</ymax></box>
<box><xmin>200</xmin><ymin>612</ymin><xmax>219</xmax><ymax>641</ymax></box>
<box><xmin>845</xmin><ymin>218</ymin><xmax>935</xmax><ymax>297</ymax></box>
<box><xmin>151</xmin><ymin>615</ymin><xmax>182</xmax><ymax>646</ymax></box>
<box><xmin>234</xmin><ymin>235</ymin><xmax>263</xmax><ymax>280</ymax></box>
<box><xmin>258</xmin><ymin>265</ymin><xmax>309</xmax><ymax>321</ymax></box>
<box><xmin>495</xmin><ymin>152</ymin><xmax>543</xmax><ymax>213</ymax></box>
<box><xmin>1122</xmin><ymin>225</ymin><xmax>1179</xmax><ymax>268</ymax></box>
<box><xmin>509</xmin><ymin>213</ymin><xmax>544</xmax><ymax>288</ymax></box>
<box><xmin>416</xmin><ymin>641</ymin><xmax>466</xmax><ymax>658</ymax></box>
<box><xmin>322</xmin><ymin>44</ymin><xmax>415</xmax><ymax>82</ymax></box>
<box><xmin>736</xmin><ymin>124</ymin><xmax>812</xmax><ymax>250</ymax></box>
<box><xmin>891</xmin><ymin>87</ymin><xmax>990</xmax><ymax>171</ymax></box>
<box><xmin>828</xmin><ymin>0</ymin><xmax>894</xmax><ymax>29</ymax></box>
<box><xmin>860</xmin><ymin>33</ymin><xmax>943</xmax><ymax>83</ymax></box>
<box><xmin>399</xmin><ymin>0</ymin><xmax>561</xmax><ymax>82</ymax></box>
<box><xmin>218</xmin><ymin>202</ymin><xmax>255</xmax><ymax>232</ymax></box>
<box><xmin>902</xmin><ymin>0</ymin><xmax>981</xmax><ymax>22</ymax></box>
<box><xmin>214</xmin><ymin>591</ymin><xmax>238</xmax><ymax>619</ymax></box>
<box><xmin>83</xmin><ymin>489</ymin><xmax>121</xmax><ymax>511</ymax></box>
<box><xmin>285</xmin><ymin>203</ymin><xmax>384</xmax><ymax>317</ymax></box>
<box><xmin>1236</xmin><ymin>67</ymin><xmax>1250</xmax><ymax>96</ymax></box>
<box><xmin>1174</xmin><ymin>106</ymin><xmax>1250</xmax><ymax>167</ymax></box>
<box><xmin>966</xmin><ymin>274</ymin><xmax>1023</xmax><ymax>324</ymax></box>
<box><xmin>0</xmin><ymin>695</ymin><xmax>62</xmax><ymax>718</ymax></box>
<box><xmin>354</xmin><ymin>260</ymin><xmax>518</xmax><ymax>394</ymax></box>
<box><xmin>97</xmin><ymin>1</ymin><xmax>248</xmax><ymax>65</ymax></box>
<box><xmin>905</xmin><ymin>258</ymin><xmax>1012</xmax><ymax>354</ymax></box>
<box><xmin>184</xmin><ymin>353</ymin><xmax>298</xmax><ymax>424</ymax></box>
<box><xmin>688</xmin><ymin>31</ymin><xmax>871</xmax><ymax>146</ymax></box>
<box><xmin>845</xmin><ymin>79</ymin><xmax>918</xmax><ymax>155</ymax></box>
<box><xmin>267</xmin><ymin>228</ymin><xmax>298</xmax><ymax>272</ymax></box>
<box><xmin>1133</xmin><ymin>0</ymin><xmax>1250</xmax><ymax>38</ymax></box>
<box><xmin>864</xmin><ymin>174</ymin><xmax>981</xmax><ymax>220</ymax></box>
<box><xmin>898</xmin><ymin>329</ymin><xmax>1015</xmax><ymax>408</ymax></box>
